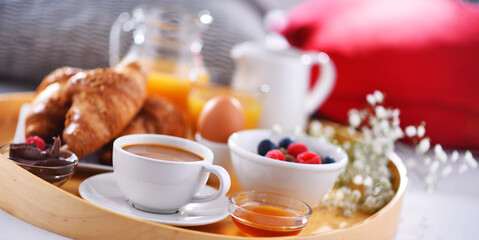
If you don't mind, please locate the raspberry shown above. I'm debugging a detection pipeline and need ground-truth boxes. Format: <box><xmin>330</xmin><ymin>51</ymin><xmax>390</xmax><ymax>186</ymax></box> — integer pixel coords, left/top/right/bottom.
<box><xmin>296</xmin><ymin>151</ymin><xmax>321</xmax><ymax>164</ymax></box>
<box><xmin>257</xmin><ymin>139</ymin><xmax>277</xmax><ymax>156</ymax></box>
<box><xmin>323</xmin><ymin>156</ymin><xmax>335</xmax><ymax>164</ymax></box>
<box><xmin>265</xmin><ymin>150</ymin><xmax>285</xmax><ymax>161</ymax></box>
<box><xmin>279</xmin><ymin>138</ymin><xmax>294</xmax><ymax>149</ymax></box>
<box><xmin>26</xmin><ymin>136</ymin><xmax>46</xmax><ymax>151</ymax></box>
<box><xmin>287</xmin><ymin>142</ymin><xmax>308</xmax><ymax>157</ymax></box>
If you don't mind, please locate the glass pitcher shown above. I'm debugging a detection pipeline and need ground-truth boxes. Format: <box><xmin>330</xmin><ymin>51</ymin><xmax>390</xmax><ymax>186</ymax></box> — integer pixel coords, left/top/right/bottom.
<box><xmin>109</xmin><ymin>4</ymin><xmax>212</xmax><ymax>111</ymax></box>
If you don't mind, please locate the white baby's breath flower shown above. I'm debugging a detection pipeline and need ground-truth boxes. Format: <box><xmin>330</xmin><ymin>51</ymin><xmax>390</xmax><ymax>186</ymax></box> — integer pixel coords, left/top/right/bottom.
<box><xmin>353</xmin><ymin>154</ymin><xmax>366</xmax><ymax>167</ymax></box>
<box><xmin>392</xmin><ymin>117</ymin><xmax>400</xmax><ymax>128</ymax></box>
<box><xmin>362</xmin><ymin>128</ymin><xmax>373</xmax><ymax>142</ymax></box>
<box><xmin>375</xmin><ymin>106</ymin><xmax>387</xmax><ymax>119</ymax></box>
<box><xmin>348</xmin><ymin>110</ymin><xmax>361</xmax><ymax>128</ymax></box>
<box><xmin>423</xmin><ymin>156</ymin><xmax>432</xmax><ymax>165</ymax></box>
<box><xmin>342</xmin><ymin>141</ymin><xmax>351</xmax><ymax>150</ymax></box>
<box><xmin>353</xmin><ymin>175</ymin><xmax>363</xmax><ymax>185</ymax></box>
<box><xmin>434</xmin><ymin>144</ymin><xmax>448</xmax><ymax>163</ymax></box>
<box><xmin>352</xmin><ymin>190</ymin><xmax>362</xmax><ymax>202</ymax></box>
<box><xmin>309</xmin><ymin>120</ymin><xmax>322</xmax><ymax>136</ymax></box>
<box><xmin>323</xmin><ymin>126</ymin><xmax>335</xmax><ymax>139</ymax></box>
<box><xmin>450</xmin><ymin>150</ymin><xmax>459</xmax><ymax>163</ymax></box>
<box><xmin>429</xmin><ymin>160</ymin><xmax>440</xmax><ymax>173</ymax></box>
<box><xmin>392</xmin><ymin>109</ymin><xmax>400</xmax><ymax>118</ymax></box>
<box><xmin>320</xmin><ymin>91</ymin><xmax>476</xmax><ymax>217</ymax></box>
<box><xmin>362</xmin><ymin>195</ymin><xmax>373</xmax><ymax>205</ymax></box>
<box><xmin>417</xmin><ymin>125</ymin><xmax>426</xmax><ymax>138</ymax></box>
<box><xmin>405</xmin><ymin>126</ymin><xmax>417</xmax><ymax>137</ymax></box>
<box><xmin>374</xmin><ymin>90</ymin><xmax>384</xmax><ymax>103</ymax></box>
<box><xmin>440</xmin><ymin>166</ymin><xmax>452</xmax><ymax>177</ymax></box>
<box><xmin>335</xmin><ymin>189</ymin><xmax>345</xmax><ymax>201</ymax></box>
<box><xmin>367</xmin><ymin>94</ymin><xmax>376</xmax><ymax>106</ymax></box>
<box><xmin>372</xmin><ymin>141</ymin><xmax>383</xmax><ymax>155</ymax></box>
<box><xmin>464</xmin><ymin>151</ymin><xmax>478</xmax><ymax>169</ymax></box>
<box><xmin>341</xmin><ymin>186</ymin><xmax>352</xmax><ymax>195</ymax></box>
<box><xmin>369</xmin><ymin>117</ymin><xmax>378</xmax><ymax>130</ymax></box>
<box><xmin>379</xmin><ymin>119</ymin><xmax>390</xmax><ymax>133</ymax></box>
<box><xmin>378</xmin><ymin>165</ymin><xmax>390</xmax><ymax>176</ymax></box>
<box><xmin>458</xmin><ymin>163</ymin><xmax>469</xmax><ymax>174</ymax></box>
<box><xmin>347</xmin><ymin>127</ymin><xmax>356</xmax><ymax>136</ymax></box>
<box><xmin>416</xmin><ymin>138</ymin><xmax>430</xmax><ymax>154</ymax></box>
<box><xmin>380</xmin><ymin>177</ymin><xmax>392</xmax><ymax>189</ymax></box>
<box><xmin>363</xmin><ymin>176</ymin><xmax>373</xmax><ymax>187</ymax></box>
<box><xmin>393</xmin><ymin>127</ymin><xmax>404</xmax><ymax>139</ymax></box>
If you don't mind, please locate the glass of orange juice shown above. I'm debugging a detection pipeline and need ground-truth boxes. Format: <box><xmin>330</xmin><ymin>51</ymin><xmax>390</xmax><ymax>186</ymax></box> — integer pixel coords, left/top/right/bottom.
<box><xmin>188</xmin><ymin>83</ymin><xmax>261</xmax><ymax>130</ymax></box>
<box><xmin>144</xmin><ymin>59</ymin><xmax>209</xmax><ymax>112</ymax></box>
<box><xmin>110</xmin><ymin>7</ymin><xmax>212</xmax><ymax>113</ymax></box>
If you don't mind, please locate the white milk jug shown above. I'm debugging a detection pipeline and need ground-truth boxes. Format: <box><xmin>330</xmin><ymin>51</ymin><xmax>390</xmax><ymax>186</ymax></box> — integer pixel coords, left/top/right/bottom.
<box><xmin>231</xmin><ymin>40</ymin><xmax>336</xmax><ymax>131</ymax></box>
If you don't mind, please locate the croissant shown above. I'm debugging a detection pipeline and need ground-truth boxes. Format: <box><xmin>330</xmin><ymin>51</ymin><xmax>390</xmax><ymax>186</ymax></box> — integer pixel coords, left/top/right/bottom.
<box><xmin>121</xmin><ymin>95</ymin><xmax>188</xmax><ymax>137</ymax></box>
<box><xmin>25</xmin><ymin>67</ymin><xmax>82</xmax><ymax>141</ymax></box>
<box><xmin>26</xmin><ymin>63</ymin><xmax>147</xmax><ymax>158</ymax></box>
<box><xmin>99</xmin><ymin>95</ymin><xmax>188</xmax><ymax>164</ymax></box>
<box><xmin>62</xmin><ymin>63</ymin><xmax>147</xmax><ymax>157</ymax></box>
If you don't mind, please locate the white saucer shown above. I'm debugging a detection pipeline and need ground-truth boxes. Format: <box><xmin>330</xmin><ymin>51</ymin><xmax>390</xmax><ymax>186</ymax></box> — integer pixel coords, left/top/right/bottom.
<box><xmin>79</xmin><ymin>172</ymin><xmax>229</xmax><ymax>226</ymax></box>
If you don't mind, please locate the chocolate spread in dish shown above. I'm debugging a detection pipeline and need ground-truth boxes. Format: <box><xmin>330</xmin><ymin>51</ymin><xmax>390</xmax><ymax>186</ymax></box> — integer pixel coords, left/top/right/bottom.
<box><xmin>9</xmin><ymin>137</ymin><xmax>71</xmax><ymax>166</ymax></box>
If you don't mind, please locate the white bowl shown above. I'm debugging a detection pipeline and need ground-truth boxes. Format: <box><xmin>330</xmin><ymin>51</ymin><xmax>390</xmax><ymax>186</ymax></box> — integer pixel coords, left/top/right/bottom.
<box><xmin>228</xmin><ymin>129</ymin><xmax>348</xmax><ymax>208</ymax></box>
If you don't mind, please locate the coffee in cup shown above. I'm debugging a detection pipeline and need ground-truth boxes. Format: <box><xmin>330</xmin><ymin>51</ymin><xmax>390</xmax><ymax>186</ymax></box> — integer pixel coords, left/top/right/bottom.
<box><xmin>113</xmin><ymin>134</ymin><xmax>231</xmax><ymax>214</ymax></box>
<box><xmin>122</xmin><ymin>143</ymin><xmax>203</xmax><ymax>162</ymax></box>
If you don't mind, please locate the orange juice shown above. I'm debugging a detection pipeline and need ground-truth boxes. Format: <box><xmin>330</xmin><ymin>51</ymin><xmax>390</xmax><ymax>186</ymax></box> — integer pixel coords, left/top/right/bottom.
<box><xmin>147</xmin><ymin>71</ymin><xmax>191</xmax><ymax>111</ymax></box>
<box><xmin>188</xmin><ymin>85</ymin><xmax>261</xmax><ymax>130</ymax></box>
<box><xmin>143</xmin><ymin>59</ymin><xmax>209</xmax><ymax>112</ymax></box>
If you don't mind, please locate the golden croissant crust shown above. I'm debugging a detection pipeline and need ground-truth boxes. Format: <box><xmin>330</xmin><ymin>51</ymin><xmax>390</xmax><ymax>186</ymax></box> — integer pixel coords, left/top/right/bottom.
<box><xmin>121</xmin><ymin>95</ymin><xmax>188</xmax><ymax>137</ymax></box>
<box><xmin>99</xmin><ymin>95</ymin><xmax>188</xmax><ymax>165</ymax></box>
<box><xmin>25</xmin><ymin>67</ymin><xmax>82</xmax><ymax>141</ymax></box>
<box><xmin>25</xmin><ymin>63</ymin><xmax>147</xmax><ymax>158</ymax></box>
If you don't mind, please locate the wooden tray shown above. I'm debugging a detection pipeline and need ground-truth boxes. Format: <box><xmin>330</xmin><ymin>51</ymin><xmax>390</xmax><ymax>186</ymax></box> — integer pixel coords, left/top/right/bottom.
<box><xmin>0</xmin><ymin>92</ymin><xmax>407</xmax><ymax>239</ymax></box>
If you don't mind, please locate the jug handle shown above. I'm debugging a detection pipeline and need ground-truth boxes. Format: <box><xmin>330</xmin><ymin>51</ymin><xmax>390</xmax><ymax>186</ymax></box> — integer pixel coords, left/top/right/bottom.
<box><xmin>109</xmin><ymin>12</ymin><xmax>135</xmax><ymax>67</ymax></box>
<box><xmin>305</xmin><ymin>52</ymin><xmax>336</xmax><ymax>114</ymax></box>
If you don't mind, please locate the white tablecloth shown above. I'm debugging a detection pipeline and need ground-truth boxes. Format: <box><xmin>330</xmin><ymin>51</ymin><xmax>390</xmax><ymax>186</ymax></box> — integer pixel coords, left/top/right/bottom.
<box><xmin>1</xmin><ymin>149</ymin><xmax>478</xmax><ymax>240</ymax></box>
<box><xmin>393</xmin><ymin>151</ymin><xmax>479</xmax><ymax>240</ymax></box>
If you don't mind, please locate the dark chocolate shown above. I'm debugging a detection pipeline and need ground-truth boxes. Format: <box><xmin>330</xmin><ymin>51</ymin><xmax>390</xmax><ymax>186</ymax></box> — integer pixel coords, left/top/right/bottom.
<box><xmin>9</xmin><ymin>137</ymin><xmax>71</xmax><ymax>166</ymax></box>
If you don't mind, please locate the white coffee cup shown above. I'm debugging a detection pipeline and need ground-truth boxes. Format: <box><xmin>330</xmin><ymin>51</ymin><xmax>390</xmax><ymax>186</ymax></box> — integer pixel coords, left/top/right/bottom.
<box><xmin>113</xmin><ymin>134</ymin><xmax>231</xmax><ymax>214</ymax></box>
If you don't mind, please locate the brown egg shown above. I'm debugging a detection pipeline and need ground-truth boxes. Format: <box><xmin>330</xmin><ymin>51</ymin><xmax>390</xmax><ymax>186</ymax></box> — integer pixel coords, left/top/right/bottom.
<box><xmin>197</xmin><ymin>96</ymin><xmax>246</xmax><ymax>143</ymax></box>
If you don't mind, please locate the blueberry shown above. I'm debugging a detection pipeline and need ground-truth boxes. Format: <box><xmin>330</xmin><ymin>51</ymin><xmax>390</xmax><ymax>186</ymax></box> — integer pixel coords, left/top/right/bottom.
<box><xmin>279</xmin><ymin>137</ymin><xmax>294</xmax><ymax>149</ymax></box>
<box><xmin>323</xmin><ymin>156</ymin><xmax>335</xmax><ymax>164</ymax></box>
<box><xmin>258</xmin><ymin>139</ymin><xmax>277</xmax><ymax>156</ymax></box>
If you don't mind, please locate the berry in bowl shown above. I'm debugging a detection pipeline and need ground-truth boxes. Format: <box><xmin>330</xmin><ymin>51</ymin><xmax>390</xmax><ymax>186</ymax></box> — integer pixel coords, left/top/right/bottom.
<box><xmin>228</xmin><ymin>190</ymin><xmax>312</xmax><ymax>237</ymax></box>
<box><xmin>0</xmin><ymin>136</ymin><xmax>78</xmax><ymax>187</ymax></box>
<box><xmin>228</xmin><ymin>129</ymin><xmax>348</xmax><ymax>208</ymax></box>
<box><xmin>258</xmin><ymin>138</ymin><xmax>336</xmax><ymax>164</ymax></box>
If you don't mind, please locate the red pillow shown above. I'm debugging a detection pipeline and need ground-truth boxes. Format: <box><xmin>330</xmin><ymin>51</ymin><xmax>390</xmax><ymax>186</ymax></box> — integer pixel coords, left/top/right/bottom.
<box><xmin>282</xmin><ymin>0</ymin><xmax>479</xmax><ymax>149</ymax></box>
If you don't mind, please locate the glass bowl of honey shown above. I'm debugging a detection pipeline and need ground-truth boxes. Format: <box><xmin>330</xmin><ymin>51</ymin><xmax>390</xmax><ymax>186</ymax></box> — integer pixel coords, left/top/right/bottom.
<box><xmin>228</xmin><ymin>191</ymin><xmax>312</xmax><ymax>237</ymax></box>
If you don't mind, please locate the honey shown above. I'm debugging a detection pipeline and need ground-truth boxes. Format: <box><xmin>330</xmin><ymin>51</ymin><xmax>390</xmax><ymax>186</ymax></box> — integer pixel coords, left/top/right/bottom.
<box><xmin>231</xmin><ymin>204</ymin><xmax>304</xmax><ymax>237</ymax></box>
